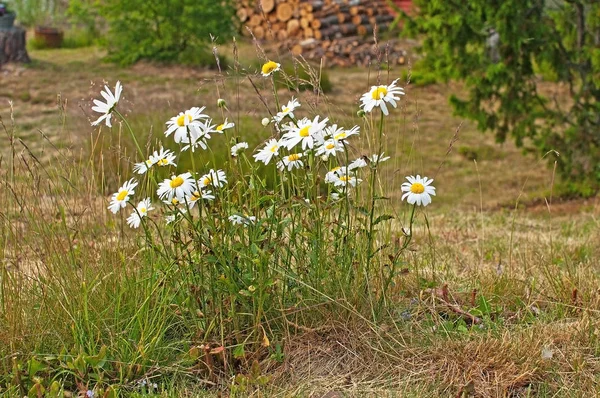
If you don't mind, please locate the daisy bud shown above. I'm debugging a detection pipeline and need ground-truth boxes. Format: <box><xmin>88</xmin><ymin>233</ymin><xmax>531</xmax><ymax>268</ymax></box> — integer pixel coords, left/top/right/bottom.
<box><xmin>261</xmin><ymin>117</ymin><xmax>270</xmax><ymax>127</ymax></box>
<box><xmin>321</xmin><ymin>155</ymin><xmax>329</xmax><ymax>162</ymax></box>
<box><xmin>357</xmin><ymin>109</ymin><xmax>366</xmax><ymax>118</ymax></box>
<box><xmin>217</xmin><ymin>98</ymin><xmax>227</xmax><ymax>108</ymax></box>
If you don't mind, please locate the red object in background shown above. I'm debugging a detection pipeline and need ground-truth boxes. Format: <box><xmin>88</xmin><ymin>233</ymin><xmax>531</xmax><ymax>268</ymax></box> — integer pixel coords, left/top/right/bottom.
<box><xmin>389</xmin><ymin>0</ymin><xmax>413</xmax><ymax>15</ymax></box>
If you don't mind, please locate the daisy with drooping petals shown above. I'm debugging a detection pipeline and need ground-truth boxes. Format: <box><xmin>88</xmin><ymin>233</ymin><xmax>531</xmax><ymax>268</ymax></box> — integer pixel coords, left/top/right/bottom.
<box><xmin>231</xmin><ymin>142</ymin><xmax>249</xmax><ymax>157</ymax></box>
<box><xmin>253</xmin><ymin>139</ymin><xmax>281</xmax><ymax>165</ymax></box>
<box><xmin>401</xmin><ymin>175</ymin><xmax>436</xmax><ymax>206</ymax></box>
<box><xmin>215</xmin><ymin>119</ymin><xmax>234</xmax><ymax>132</ymax></box>
<box><xmin>277</xmin><ymin>153</ymin><xmax>304</xmax><ymax>171</ymax></box>
<box><xmin>157</xmin><ymin>172</ymin><xmax>196</xmax><ymax>202</ymax></box>
<box><xmin>108</xmin><ymin>178</ymin><xmax>138</xmax><ymax>214</ymax></box>
<box><xmin>281</xmin><ymin>116</ymin><xmax>328</xmax><ymax>150</ymax></box>
<box><xmin>360</xmin><ymin>79</ymin><xmax>405</xmax><ymax>116</ymax></box>
<box><xmin>164</xmin><ymin>107</ymin><xmax>208</xmax><ymax>143</ymax></box>
<box><xmin>126</xmin><ymin>198</ymin><xmax>154</xmax><ymax>228</ymax></box>
<box><xmin>91</xmin><ymin>81</ymin><xmax>122</xmax><ymax>127</ymax></box>
<box><xmin>199</xmin><ymin>169</ymin><xmax>227</xmax><ymax>189</ymax></box>
<box><xmin>273</xmin><ymin>98</ymin><xmax>301</xmax><ymax>123</ymax></box>
<box><xmin>261</xmin><ymin>60</ymin><xmax>281</xmax><ymax>77</ymax></box>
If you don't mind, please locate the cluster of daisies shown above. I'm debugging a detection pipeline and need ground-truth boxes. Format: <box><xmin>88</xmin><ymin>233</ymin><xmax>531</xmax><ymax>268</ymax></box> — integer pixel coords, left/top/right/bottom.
<box><xmin>93</xmin><ymin>61</ymin><xmax>437</xmax><ymax>231</ymax></box>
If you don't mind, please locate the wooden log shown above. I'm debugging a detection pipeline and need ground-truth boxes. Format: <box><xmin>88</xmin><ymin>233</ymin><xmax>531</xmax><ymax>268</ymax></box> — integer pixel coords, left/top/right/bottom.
<box><xmin>276</xmin><ymin>3</ymin><xmax>294</xmax><ymax>22</ymax></box>
<box><xmin>300</xmin><ymin>18</ymin><xmax>310</xmax><ymax>29</ymax></box>
<box><xmin>276</xmin><ymin>28</ymin><xmax>289</xmax><ymax>41</ymax></box>
<box><xmin>286</xmin><ymin>19</ymin><xmax>300</xmax><ymax>35</ymax></box>
<box><xmin>254</xmin><ymin>25</ymin><xmax>265</xmax><ymax>39</ymax></box>
<box><xmin>0</xmin><ymin>27</ymin><xmax>30</xmax><ymax>65</ymax></box>
<box><xmin>236</xmin><ymin>7</ymin><xmax>249</xmax><ymax>22</ymax></box>
<box><xmin>259</xmin><ymin>0</ymin><xmax>275</xmax><ymax>13</ymax></box>
<box><xmin>247</xmin><ymin>14</ymin><xmax>262</xmax><ymax>27</ymax></box>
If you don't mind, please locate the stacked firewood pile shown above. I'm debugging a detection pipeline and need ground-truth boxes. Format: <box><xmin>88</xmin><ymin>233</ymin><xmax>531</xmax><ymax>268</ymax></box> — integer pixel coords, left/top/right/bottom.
<box><xmin>238</xmin><ymin>0</ymin><xmax>405</xmax><ymax>67</ymax></box>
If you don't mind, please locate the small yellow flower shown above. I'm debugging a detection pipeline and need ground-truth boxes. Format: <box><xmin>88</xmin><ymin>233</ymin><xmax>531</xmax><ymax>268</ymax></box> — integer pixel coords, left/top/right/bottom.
<box><xmin>261</xmin><ymin>60</ymin><xmax>281</xmax><ymax>77</ymax></box>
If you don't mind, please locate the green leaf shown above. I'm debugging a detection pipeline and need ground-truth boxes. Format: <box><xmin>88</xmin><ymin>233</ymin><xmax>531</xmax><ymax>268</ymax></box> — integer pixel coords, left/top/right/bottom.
<box><xmin>373</xmin><ymin>214</ymin><xmax>394</xmax><ymax>225</ymax></box>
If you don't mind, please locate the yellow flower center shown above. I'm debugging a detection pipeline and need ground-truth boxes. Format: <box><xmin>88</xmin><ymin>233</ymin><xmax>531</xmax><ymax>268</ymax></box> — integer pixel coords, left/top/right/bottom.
<box><xmin>262</xmin><ymin>61</ymin><xmax>279</xmax><ymax>75</ymax></box>
<box><xmin>140</xmin><ymin>207</ymin><xmax>147</xmax><ymax>214</ymax></box>
<box><xmin>334</xmin><ymin>132</ymin><xmax>346</xmax><ymax>140</ymax></box>
<box><xmin>326</xmin><ymin>143</ymin><xmax>335</xmax><ymax>150</ymax></box>
<box><xmin>410</xmin><ymin>182</ymin><xmax>425</xmax><ymax>194</ymax></box>
<box><xmin>340</xmin><ymin>176</ymin><xmax>350</xmax><ymax>182</ymax></box>
<box><xmin>171</xmin><ymin>198</ymin><xmax>179</xmax><ymax>205</ymax></box>
<box><xmin>288</xmin><ymin>153</ymin><xmax>301</xmax><ymax>161</ymax></box>
<box><xmin>157</xmin><ymin>158</ymin><xmax>169</xmax><ymax>166</ymax></box>
<box><xmin>116</xmin><ymin>190</ymin><xmax>128</xmax><ymax>201</ymax></box>
<box><xmin>331</xmin><ymin>166</ymin><xmax>341</xmax><ymax>172</ymax></box>
<box><xmin>145</xmin><ymin>159</ymin><xmax>153</xmax><ymax>166</ymax></box>
<box><xmin>170</xmin><ymin>176</ymin><xmax>184</xmax><ymax>188</ymax></box>
<box><xmin>269</xmin><ymin>145</ymin><xmax>278</xmax><ymax>153</ymax></box>
<box><xmin>202</xmin><ymin>177</ymin><xmax>211</xmax><ymax>186</ymax></box>
<box><xmin>176</xmin><ymin>114</ymin><xmax>192</xmax><ymax>127</ymax></box>
<box><xmin>299</xmin><ymin>125</ymin><xmax>310</xmax><ymax>137</ymax></box>
<box><xmin>190</xmin><ymin>191</ymin><xmax>201</xmax><ymax>201</ymax></box>
<box><xmin>283</xmin><ymin>107</ymin><xmax>290</xmax><ymax>113</ymax></box>
<box><xmin>372</xmin><ymin>86</ymin><xmax>388</xmax><ymax>100</ymax></box>
<box><xmin>217</xmin><ymin>124</ymin><xmax>224</xmax><ymax>131</ymax></box>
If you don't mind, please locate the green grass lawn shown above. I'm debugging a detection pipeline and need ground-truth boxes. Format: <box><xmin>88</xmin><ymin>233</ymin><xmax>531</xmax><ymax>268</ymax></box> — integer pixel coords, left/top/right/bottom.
<box><xmin>0</xmin><ymin>43</ymin><xmax>599</xmax><ymax>397</ymax></box>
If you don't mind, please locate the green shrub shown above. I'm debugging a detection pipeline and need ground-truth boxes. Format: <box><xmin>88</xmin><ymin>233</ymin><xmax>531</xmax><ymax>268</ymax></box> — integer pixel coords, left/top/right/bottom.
<box><xmin>404</xmin><ymin>0</ymin><xmax>600</xmax><ymax>194</ymax></box>
<box><xmin>98</xmin><ymin>0</ymin><xmax>237</xmax><ymax>66</ymax></box>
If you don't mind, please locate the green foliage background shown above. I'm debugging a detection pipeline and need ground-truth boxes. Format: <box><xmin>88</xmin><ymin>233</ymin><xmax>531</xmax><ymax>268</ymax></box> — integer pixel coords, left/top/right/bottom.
<box><xmin>98</xmin><ymin>0</ymin><xmax>236</xmax><ymax>65</ymax></box>
<box><xmin>405</xmin><ymin>0</ymin><xmax>600</xmax><ymax>194</ymax></box>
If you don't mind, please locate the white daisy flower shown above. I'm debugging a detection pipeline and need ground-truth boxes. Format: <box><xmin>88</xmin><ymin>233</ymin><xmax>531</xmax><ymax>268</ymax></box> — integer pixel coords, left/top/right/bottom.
<box><xmin>253</xmin><ymin>139</ymin><xmax>281</xmax><ymax>165</ymax></box>
<box><xmin>331</xmin><ymin>125</ymin><xmax>360</xmax><ymax>143</ymax></box>
<box><xmin>126</xmin><ymin>198</ymin><xmax>154</xmax><ymax>228</ymax></box>
<box><xmin>157</xmin><ymin>172</ymin><xmax>196</xmax><ymax>202</ymax></box>
<box><xmin>401</xmin><ymin>175</ymin><xmax>436</xmax><ymax>206</ymax></box>
<box><xmin>281</xmin><ymin>116</ymin><xmax>328</xmax><ymax>151</ymax></box>
<box><xmin>369</xmin><ymin>153</ymin><xmax>391</xmax><ymax>164</ymax></box>
<box><xmin>315</xmin><ymin>139</ymin><xmax>344</xmax><ymax>158</ymax></box>
<box><xmin>187</xmin><ymin>190</ymin><xmax>215</xmax><ymax>209</ymax></box>
<box><xmin>91</xmin><ymin>81</ymin><xmax>122</xmax><ymax>127</ymax></box>
<box><xmin>215</xmin><ymin>118</ymin><xmax>234</xmax><ymax>132</ymax></box>
<box><xmin>181</xmin><ymin>119</ymin><xmax>216</xmax><ymax>152</ymax></box>
<box><xmin>133</xmin><ymin>157</ymin><xmax>156</xmax><ymax>175</ymax></box>
<box><xmin>273</xmin><ymin>98</ymin><xmax>300</xmax><ymax>123</ymax></box>
<box><xmin>360</xmin><ymin>79</ymin><xmax>405</xmax><ymax>116</ymax></box>
<box><xmin>348</xmin><ymin>157</ymin><xmax>368</xmax><ymax>170</ymax></box>
<box><xmin>331</xmin><ymin>173</ymin><xmax>362</xmax><ymax>188</ymax></box>
<box><xmin>231</xmin><ymin>142</ymin><xmax>249</xmax><ymax>157</ymax></box>
<box><xmin>199</xmin><ymin>169</ymin><xmax>227</xmax><ymax>189</ymax></box>
<box><xmin>261</xmin><ymin>60</ymin><xmax>281</xmax><ymax>77</ymax></box>
<box><xmin>324</xmin><ymin>166</ymin><xmax>343</xmax><ymax>184</ymax></box>
<box><xmin>325</xmin><ymin>167</ymin><xmax>361</xmax><ymax>187</ymax></box>
<box><xmin>153</xmin><ymin>147</ymin><xmax>177</xmax><ymax>167</ymax></box>
<box><xmin>164</xmin><ymin>107</ymin><xmax>208</xmax><ymax>144</ymax></box>
<box><xmin>108</xmin><ymin>178</ymin><xmax>137</xmax><ymax>214</ymax></box>
<box><xmin>228</xmin><ymin>214</ymin><xmax>257</xmax><ymax>226</ymax></box>
<box><xmin>277</xmin><ymin>153</ymin><xmax>304</xmax><ymax>171</ymax></box>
